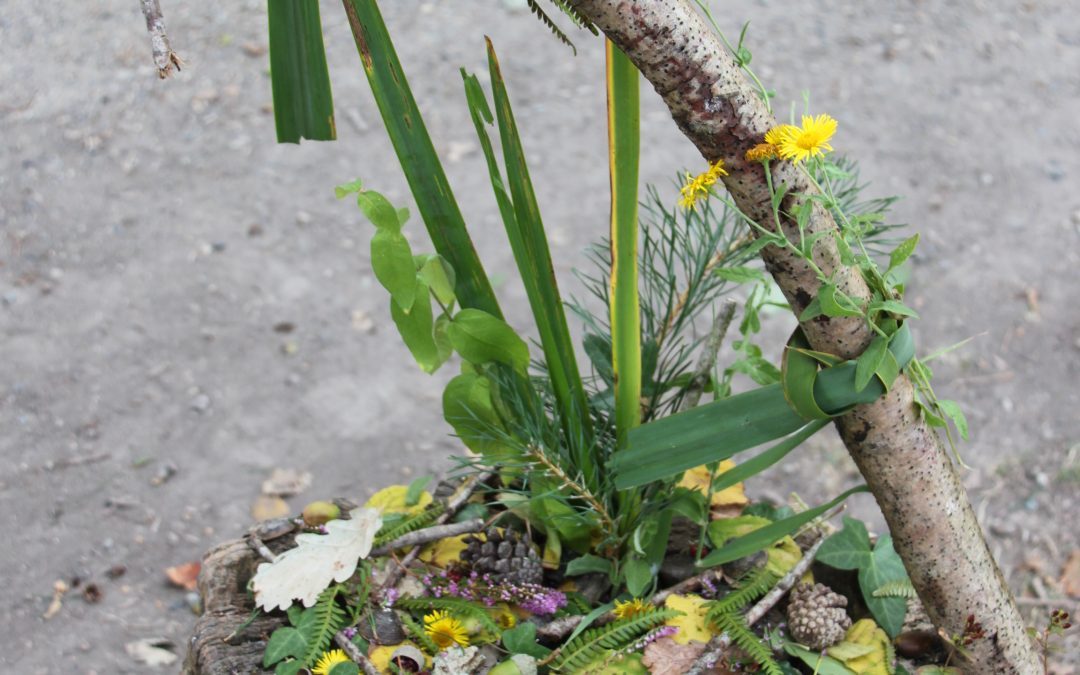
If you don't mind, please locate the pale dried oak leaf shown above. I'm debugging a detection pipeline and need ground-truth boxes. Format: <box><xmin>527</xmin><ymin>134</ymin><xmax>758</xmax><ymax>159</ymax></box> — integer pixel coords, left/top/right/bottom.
<box><xmin>252</xmin><ymin>507</ymin><xmax>382</xmax><ymax>611</ymax></box>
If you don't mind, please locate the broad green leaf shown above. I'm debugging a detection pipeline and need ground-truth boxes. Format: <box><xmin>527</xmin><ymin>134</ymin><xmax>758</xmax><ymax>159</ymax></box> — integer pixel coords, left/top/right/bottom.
<box><xmin>502</xmin><ymin>622</ymin><xmax>552</xmax><ymax>658</ymax></box>
<box><xmin>565</xmin><ymin>554</ymin><xmax>614</xmax><ymax>577</ymax></box>
<box><xmin>262</xmin><ymin>626</ymin><xmax>307</xmax><ymax>667</ymax></box>
<box><xmin>888</xmin><ymin>233</ymin><xmax>919</xmax><ymax>272</ymax></box>
<box><xmin>798</xmin><ymin>295</ymin><xmax>823</xmax><ymax>321</ymax></box>
<box><xmin>267</xmin><ymin>0</ymin><xmax>335</xmax><ymax>143</ymax></box>
<box><xmin>433</xmin><ymin>313</ymin><xmax>453</xmax><ymax>365</ymax></box>
<box><xmin>390</xmin><ymin>281</ymin><xmax>445</xmax><ymax>373</ymax></box>
<box><xmin>334</xmin><ymin>178</ymin><xmax>363</xmax><ymax>199</ymax></box>
<box><xmin>371</xmin><ymin>229</ymin><xmax>416</xmax><ymax>311</ymax></box>
<box><xmin>448</xmin><ymin>308</ymin><xmax>529</xmax><ymax>372</ymax></box>
<box><xmin>417</xmin><ymin>255</ymin><xmax>456</xmax><ymax>306</ymax></box>
<box><xmin>714</xmin><ymin>265</ymin><xmax>766</xmax><ymax>283</ymax></box>
<box><xmin>860</xmin><ymin>536</ymin><xmax>908</xmax><ymax>637</ymax></box>
<box><xmin>583</xmin><ymin>333</ymin><xmax>614</xmax><ymax>384</ymax></box>
<box><xmin>834</xmin><ymin>233</ymin><xmax>856</xmax><ymax>265</ymax></box>
<box><xmin>937</xmin><ymin>399</ymin><xmax>969</xmax><ymax>440</ymax></box>
<box><xmin>327</xmin><ymin>663</ymin><xmax>360</xmax><ymax>675</ymax></box>
<box><xmin>343</xmin><ymin>0</ymin><xmax>501</xmax><ymax>317</ymax></box>
<box><xmin>698</xmin><ymin>486</ymin><xmax>869</xmax><ymax>567</ymax></box>
<box><xmin>854</xmin><ymin>335</ymin><xmax>889</xmax><ymax>393</ymax></box>
<box><xmin>623</xmin><ymin>558</ymin><xmax>653</xmax><ymax>597</ymax></box>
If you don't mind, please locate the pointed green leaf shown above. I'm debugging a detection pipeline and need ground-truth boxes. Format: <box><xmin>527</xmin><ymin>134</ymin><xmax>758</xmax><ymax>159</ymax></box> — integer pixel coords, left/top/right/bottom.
<box><xmin>714</xmin><ymin>266</ymin><xmax>766</xmax><ymax>283</ymax></box>
<box><xmin>267</xmin><ymin>0</ymin><xmax>335</xmax><ymax>143</ymax></box>
<box><xmin>389</xmin><ymin>280</ymin><xmax>445</xmax><ymax>373</ymax></box>
<box><xmin>371</xmin><ymin>229</ymin><xmax>416</xmax><ymax>311</ymax></box>
<box><xmin>417</xmin><ymin>255</ymin><xmax>457</xmax><ymax>307</ymax></box>
<box><xmin>870</xmin><ymin>299</ymin><xmax>919</xmax><ymax>318</ymax></box>
<box><xmin>888</xmin><ymin>233</ymin><xmax>919</xmax><ymax>272</ymax></box>
<box><xmin>565</xmin><ymin>554</ymin><xmax>614</xmax><ymax>577</ymax></box>
<box><xmin>937</xmin><ymin>399</ymin><xmax>969</xmax><ymax>440</ymax></box>
<box><xmin>854</xmin><ymin>335</ymin><xmax>889</xmax><ymax>393</ymax></box>
<box><xmin>820</xmin><ymin>283</ymin><xmax>864</xmax><ymax>318</ymax></box>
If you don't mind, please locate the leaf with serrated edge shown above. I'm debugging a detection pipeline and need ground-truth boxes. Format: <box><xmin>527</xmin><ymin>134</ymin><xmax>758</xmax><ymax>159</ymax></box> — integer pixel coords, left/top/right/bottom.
<box><xmin>253</xmin><ymin>507</ymin><xmax>381</xmax><ymax>611</ymax></box>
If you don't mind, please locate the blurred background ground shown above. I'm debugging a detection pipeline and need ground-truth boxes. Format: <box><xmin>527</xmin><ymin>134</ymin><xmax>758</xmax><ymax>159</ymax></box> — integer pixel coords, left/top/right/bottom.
<box><xmin>1</xmin><ymin>0</ymin><xmax>1079</xmax><ymax>672</ymax></box>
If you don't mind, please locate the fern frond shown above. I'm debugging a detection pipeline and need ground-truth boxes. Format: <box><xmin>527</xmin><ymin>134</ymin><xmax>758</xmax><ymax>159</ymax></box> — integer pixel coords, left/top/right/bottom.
<box><xmin>526</xmin><ymin>0</ymin><xmax>577</xmax><ymax>55</ymax></box>
<box><xmin>551</xmin><ymin>608</ymin><xmax>679</xmax><ymax>672</ymax></box>
<box><xmin>302</xmin><ymin>585</ymin><xmax>347</xmax><ymax>666</ymax></box>
<box><xmin>707</xmin><ymin>566</ymin><xmax>777</xmax><ymax>622</ymax></box>
<box><xmin>712</xmin><ymin>612</ymin><xmax>783</xmax><ymax>675</ymax></box>
<box><xmin>872</xmin><ymin>578</ymin><xmax>917</xmax><ymax>599</ymax></box>
<box><xmin>398</xmin><ymin>611</ymin><xmax>440</xmax><ymax>655</ymax></box>
<box><xmin>394</xmin><ymin>596</ymin><xmax>499</xmax><ymax>634</ymax></box>
<box><xmin>373</xmin><ymin>503</ymin><xmax>445</xmax><ymax>546</ymax></box>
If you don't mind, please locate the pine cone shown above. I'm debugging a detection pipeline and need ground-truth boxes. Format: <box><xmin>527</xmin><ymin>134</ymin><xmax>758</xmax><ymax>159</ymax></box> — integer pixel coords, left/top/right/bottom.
<box><xmin>460</xmin><ymin>528</ymin><xmax>543</xmax><ymax>585</ymax></box>
<box><xmin>787</xmin><ymin>582</ymin><xmax>851</xmax><ymax>650</ymax></box>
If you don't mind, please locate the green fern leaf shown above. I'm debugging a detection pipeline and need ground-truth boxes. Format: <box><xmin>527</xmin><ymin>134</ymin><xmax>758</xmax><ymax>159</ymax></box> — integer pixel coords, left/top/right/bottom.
<box><xmin>302</xmin><ymin>585</ymin><xmax>346</xmax><ymax>666</ymax></box>
<box><xmin>552</xmin><ymin>608</ymin><xmax>680</xmax><ymax>672</ymax></box>
<box><xmin>707</xmin><ymin>566</ymin><xmax>777</xmax><ymax>623</ymax></box>
<box><xmin>373</xmin><ymin>503</ymin><xmax>445</xmax><ymax>546</ymax></box>
<box><xmin>872</xmin><ymin>578</ymin><xmax>917</xmax><ymax>599</ymax></box>
<box><xmin>398</xmin><ymin>611</ymin><xmax>440</xmax><ymax>655</ymax></box>
<box><xmin>712</xmin><ymin>612</ymin><xmax>783</xmax><ymax>675</ymax></box>
<box><xmin>547</xmin><ymin>0</ymin><xmax>598</xmax><ymax>34</ymax></box>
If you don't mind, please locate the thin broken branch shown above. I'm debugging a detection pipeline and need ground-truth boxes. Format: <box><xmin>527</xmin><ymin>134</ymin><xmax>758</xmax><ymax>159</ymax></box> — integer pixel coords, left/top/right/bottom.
<box><xmin>369</xmin><ymin>519</ymin><xmax>485</xmax><ymax>558</ymax></box>
<box><xmin>139</xmin><ymin>0</ymin><xmax>181</xmax><ymax>78</ymax></box>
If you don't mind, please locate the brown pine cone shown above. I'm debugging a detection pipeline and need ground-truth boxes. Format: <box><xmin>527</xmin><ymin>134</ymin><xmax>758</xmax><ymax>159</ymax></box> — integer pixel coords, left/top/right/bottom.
<box><xmin>460</xmin><ymin>528</ymin><xmax>543</xmax><ymax>585</ymax></box>
<box><xmin>787</xmin><ymin>582</ymin><xmax>852</xmax><ymax>650</ymax></box>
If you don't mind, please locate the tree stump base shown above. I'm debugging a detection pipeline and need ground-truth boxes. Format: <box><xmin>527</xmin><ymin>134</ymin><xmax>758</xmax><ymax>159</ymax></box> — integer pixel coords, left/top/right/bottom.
<box><xmin>182</xmin><ymin>534</ymin><xmax>293</xmax><ymax>674</ymax></box>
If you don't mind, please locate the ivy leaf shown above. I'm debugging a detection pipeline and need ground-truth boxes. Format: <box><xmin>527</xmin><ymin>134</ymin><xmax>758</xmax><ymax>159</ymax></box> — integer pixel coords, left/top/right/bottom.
<box><xmin>275</xmin><ymin>660</ymin><xmax>305</xmax><ymax>675</ymax></box>
<box><xmin>448</xmin><ymin>308</ymin><xmax>529</xmax><ymax>372</ymax></box>
<box><xmin>888</xmin><ymin>234</ymin><xmax>919</xmax><ymax>272</ymax></box>
<box><xmin>818</xmin><ymin>516</ymin><xmax>873</xmax><ymax>570</ymax></box>
<box><xmin>936</xmin><ymin>399</ymin><xmax>969</xmax><ymax>440</ymax></box>
<box><xmin>263</xmin><ymin>627</ymin><xmax>307</xmax><ymax>667</ymax></box>
<box><xmin>327</xmin><ymin>663</ymin><xmax>359</xmax><ymax>675</ymax></box>
<box><xmin>860</xmin><ymin>536</ymin><xmax>908</xmax><ymax>637</ymax></box>
<box><xmin>371</xmin><ymin>229</ymin><xmax>417</xmax><ymax>312</ymax></box>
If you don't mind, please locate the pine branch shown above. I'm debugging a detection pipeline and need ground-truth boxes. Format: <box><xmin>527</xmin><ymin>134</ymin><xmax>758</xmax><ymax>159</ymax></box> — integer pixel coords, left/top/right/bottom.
<box><xmin>526</xmin><ymin>0</ymin><xmax>578</xmax><ymax>55</ymax></box>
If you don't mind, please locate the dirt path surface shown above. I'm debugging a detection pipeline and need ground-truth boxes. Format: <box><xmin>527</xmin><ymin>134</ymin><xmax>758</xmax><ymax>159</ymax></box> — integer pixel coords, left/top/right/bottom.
<box><xmin>2</xmin><ymin>1</ymin><xmax>1078</xmax><ymax>672</ymax></box>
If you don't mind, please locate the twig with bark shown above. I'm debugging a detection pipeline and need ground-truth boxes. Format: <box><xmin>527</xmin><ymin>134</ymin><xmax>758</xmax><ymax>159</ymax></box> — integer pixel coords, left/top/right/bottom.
<box><xmin>565</xmin><ymin>1</ymin><xmax>1038</xmax><ymax>670</ymax></box>
<box><xmin>139</xmin><ymin>0</ymin><xmax>181</xmax><ymax>78</ymax></box>
<box><xmin>369</xmin><ymin>518</ymin><xmax>485</xmax><ymax>558</ymax></box>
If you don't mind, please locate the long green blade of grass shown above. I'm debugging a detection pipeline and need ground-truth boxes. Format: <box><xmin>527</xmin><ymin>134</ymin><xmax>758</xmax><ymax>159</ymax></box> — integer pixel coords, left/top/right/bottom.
<box><xmin>606</xmin><ymin>41</ymin><xmax>641</xmax><ymax>451</ymax></box>
<box><xmin>267</xmin><ymin>0</ymin><xmax>336</xmax><ymax>143</ymax></box>
<box><xmin>479</xmin><ymin>39</ymin><xmax>593</xmax><ymax>456</ymax></box>
<box><xmin>341</xmin><ymin>0</ymin><xmax>502</xmax><ymax>318</ymax></box>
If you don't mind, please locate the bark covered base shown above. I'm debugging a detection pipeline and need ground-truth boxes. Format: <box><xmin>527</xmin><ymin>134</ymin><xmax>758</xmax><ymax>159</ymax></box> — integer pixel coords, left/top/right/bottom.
<box><xmin>182</xmin><ymin>537</ymin><xmax>288</xmax><ymax>675</ymax></box>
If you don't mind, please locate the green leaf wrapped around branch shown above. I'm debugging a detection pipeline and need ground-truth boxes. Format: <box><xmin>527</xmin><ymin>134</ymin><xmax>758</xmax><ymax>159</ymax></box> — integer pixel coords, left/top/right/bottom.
<box><xmin>612</xmin><ymin>324</ymin><xmax>914</xmax><ymax>488</ymax></box>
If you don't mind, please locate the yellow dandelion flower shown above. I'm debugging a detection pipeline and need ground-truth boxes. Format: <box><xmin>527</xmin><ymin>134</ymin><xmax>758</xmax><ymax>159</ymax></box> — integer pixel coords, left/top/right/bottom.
<box><xmin>489</xmin><ymin>603</ymin><xmax>518</xmax><ymax>630</ymax></box>
<box><xmin>613</xmin><ymin>598</ymin><xmax>652</xmax><ymax>620</ymax></box>
<box><xmin>763</xmin><ymin>125</ymin><xmax>794</xmax><ymax>147</ymax></box>
<box><xmin>311</xmin><ymin>649</ymin><xmax>350</xmax><ymax>675</ymax></box>
<box><xmin>774</xmin><ymin>114</ymin><xmax>837</xmax><ymax>163</ymax></box>
<box><xmin>678</xmin><ymin>160</ymin><xmax>727</xmax><ymax>210</ymax></box>
<box><xmin>744</xmin><ymin>142</ymin><xmax>778</xmax><ymax>162</ymax></box>
<box><xmin>423</xmin><ymin>610</ymin><xmax>469</xmax><ymax>650</ymax></box>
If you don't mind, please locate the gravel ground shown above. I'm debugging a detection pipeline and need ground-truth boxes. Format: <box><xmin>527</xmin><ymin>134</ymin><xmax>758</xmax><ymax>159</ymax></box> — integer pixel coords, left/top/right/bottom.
<box><xmin>1</xmin><ymin>0</ymin><xmax>1078</xmax><ymax>672</ymax></box>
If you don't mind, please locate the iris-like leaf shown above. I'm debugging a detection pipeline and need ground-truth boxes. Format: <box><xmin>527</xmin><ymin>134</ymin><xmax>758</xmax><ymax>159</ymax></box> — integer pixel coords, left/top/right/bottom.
<box><xmin>267</xmin><ymin>0</ymin><xmax>335</xmax><ymax>143</ymax></box>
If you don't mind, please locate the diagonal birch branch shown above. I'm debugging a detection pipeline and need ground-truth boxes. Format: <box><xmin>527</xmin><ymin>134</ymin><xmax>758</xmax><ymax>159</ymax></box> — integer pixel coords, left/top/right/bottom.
<box><xmin>565</xmin><ymin>1</ymin><xmax>1037</xmax><ymax>672</ymax></box>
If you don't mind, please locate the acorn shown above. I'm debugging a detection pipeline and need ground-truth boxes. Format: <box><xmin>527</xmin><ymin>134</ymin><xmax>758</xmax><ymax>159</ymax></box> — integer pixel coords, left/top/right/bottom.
<box><xmin>302</xmin><ymin>500</ymin><xmax>341</xmax><ymax>526</ymax></box>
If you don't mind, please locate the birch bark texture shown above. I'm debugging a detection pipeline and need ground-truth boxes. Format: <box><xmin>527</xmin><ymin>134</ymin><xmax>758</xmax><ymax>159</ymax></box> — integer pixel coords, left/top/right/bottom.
<box><xmin>565</xmin><ymin>1</ymin><xmax>1038</xmax><ymax>671</ymax></box>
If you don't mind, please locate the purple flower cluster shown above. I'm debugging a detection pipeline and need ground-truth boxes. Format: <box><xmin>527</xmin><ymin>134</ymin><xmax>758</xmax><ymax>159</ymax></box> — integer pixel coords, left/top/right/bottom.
<box><xmin>633</xmin><ymin>625</ymin><xmax>679</xmax><ymax>651</ymax></box>
<box><xmin>420</xmin><ymin>570</ymin><xmax>567</xmax><ymax>616</ymax></box>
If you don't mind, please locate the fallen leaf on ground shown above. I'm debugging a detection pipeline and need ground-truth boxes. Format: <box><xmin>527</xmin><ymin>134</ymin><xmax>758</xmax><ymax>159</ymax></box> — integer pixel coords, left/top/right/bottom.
<box><xmin>252</xmin><ymin>495</ymin><xmax>290</xmax><ymax>520</ymax></box>
<box><xmin>261</xmin><ymin>468</ymin><xmax>312</xmax><ymax>497</ymax></box>
<box><xmin>1059</xmin><ymin>549</ymin><xmax>1080</xmax><ymax>598</ymax></box>
<box><xmin>125</xmin><ymin>638</ymin><xmax>178</xmax><ymax>667</ymax></box>
<box><xmin>43</xmin><ymin>579</ymin><xmax>68</xmax><ymax>620</ymax></box>
<box><xmin>642</xmin><ymin>636</ymin><xmax>707</xmax><ymax>675</ymax></box>
<box><xmin>252</xmin><ymin>506</ymin><xmax>382</xmax><ymax>611</ymax></box>
<box><xmin>165</xmin><ymin>561</ymin><xmax>201</xmax><ymax>590</ymax></box>
<box><xmin>663</xmin><ymin>594</ymin><xmax>713</xmax><ymax>645</ymax></box>
<box><xmin>678</xmin><ymin>460</ymin><xmax>749</xmax><ymax>508</ymax></box>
